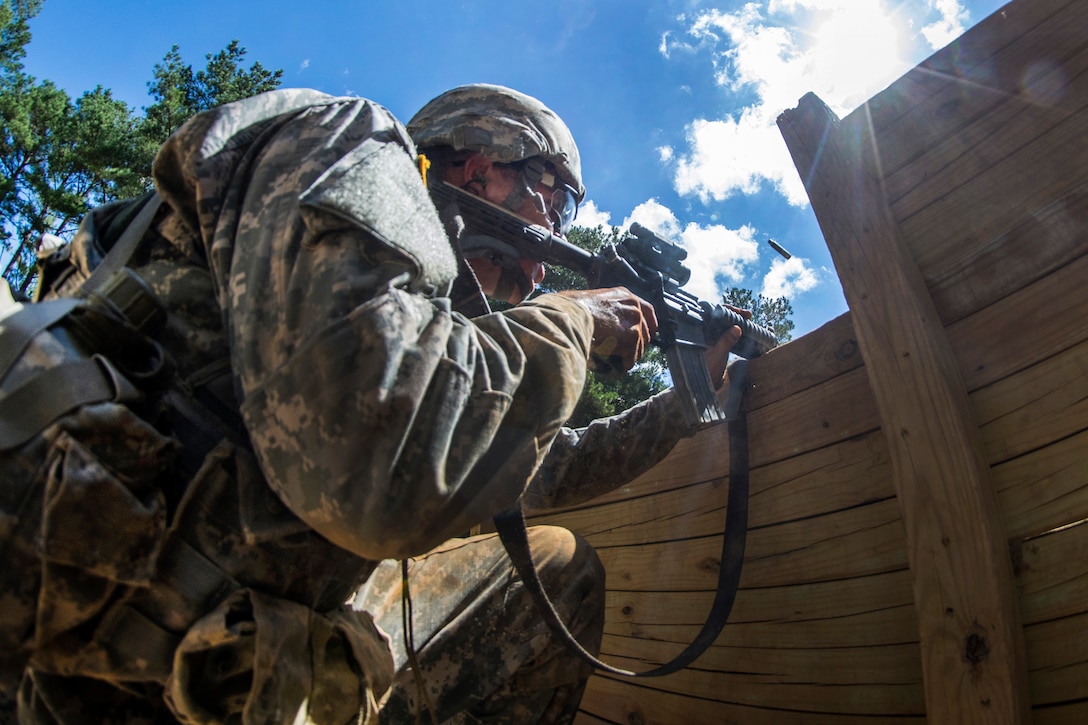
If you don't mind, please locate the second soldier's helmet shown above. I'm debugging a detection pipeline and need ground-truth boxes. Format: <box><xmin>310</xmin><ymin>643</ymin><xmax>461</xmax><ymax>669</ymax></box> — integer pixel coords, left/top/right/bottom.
<box><xmin>408</xmin><ymin>84</ymin><xmax>584</xmax><ymax>235</ymax></box>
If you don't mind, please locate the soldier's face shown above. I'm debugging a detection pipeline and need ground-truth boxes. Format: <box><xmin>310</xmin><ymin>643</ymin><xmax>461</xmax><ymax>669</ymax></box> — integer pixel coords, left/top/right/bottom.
<box><xmin>446</xmin><ymin>154</ymin><xmax>548</xmax><ymax>304</ymax></box>
<box><xmin>467</xmin><ymin>255</ymin><xmax>546</xmax><ymax>305</ymax></box>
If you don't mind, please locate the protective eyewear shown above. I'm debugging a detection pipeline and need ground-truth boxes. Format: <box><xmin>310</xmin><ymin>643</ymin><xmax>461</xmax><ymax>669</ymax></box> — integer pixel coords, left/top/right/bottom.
<box><xmin>534</xmin><ymin>169</ymin><xmax>579</xmax><ymax>237</ymax></box>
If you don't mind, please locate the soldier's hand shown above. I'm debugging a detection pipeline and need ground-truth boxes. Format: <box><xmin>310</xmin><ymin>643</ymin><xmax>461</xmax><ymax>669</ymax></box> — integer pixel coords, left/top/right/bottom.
<box><xmin>706</xmin><ymin>304</ymin><xmax>752</xmax><ymax>390</ymax></box>
<box><xmin>555</xmin><ymin>287</ymin><xmax>657</xmax><ymax>374</ymax></box>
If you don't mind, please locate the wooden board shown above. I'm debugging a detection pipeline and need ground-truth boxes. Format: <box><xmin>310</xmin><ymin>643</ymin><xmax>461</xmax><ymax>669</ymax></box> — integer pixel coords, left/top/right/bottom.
<box><xmin>579</xmin><ymin>675</ymin><xmax>924</xmax><ymax>725</ymax></box>
<box><xmin>994</xmin><ymin>430</ymin><xmax>1088</xmax><ymax>540</ymax></box>
<box><xmin>605</xmin><ymin>567</ymin><xmax>915</xmax><ymax>623</ymax></box>
<box><xmin>779</xmin><ymin>88</ymin><xmax>1029</xmax><ymax>723</ymax></box>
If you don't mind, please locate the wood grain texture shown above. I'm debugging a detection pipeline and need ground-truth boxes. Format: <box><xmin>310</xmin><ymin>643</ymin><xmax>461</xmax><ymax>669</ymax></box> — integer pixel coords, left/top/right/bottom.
<box><xmin>563</xmin><ymin>2</ymin><xmax>1088</xmax><ymax>721</ymax></box>
<box><xmin>779</xmin><ymin>92</ymin><xmax>1029</xmax><ymax>722</ymax></box>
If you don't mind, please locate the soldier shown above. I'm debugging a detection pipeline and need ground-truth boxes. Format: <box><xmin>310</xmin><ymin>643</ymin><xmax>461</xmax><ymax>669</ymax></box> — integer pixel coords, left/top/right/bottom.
<box><xmin>0</xmin><ymin>84</ymin><xmax>738</xmax><ymax>724</ymax></box>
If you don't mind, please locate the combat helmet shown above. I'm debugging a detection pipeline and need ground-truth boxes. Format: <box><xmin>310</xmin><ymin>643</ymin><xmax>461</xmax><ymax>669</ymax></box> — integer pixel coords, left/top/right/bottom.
<box><xmin>408</xmin><ymin>83</ymin><xmax>584</xmax><ymax>236</ymax></box>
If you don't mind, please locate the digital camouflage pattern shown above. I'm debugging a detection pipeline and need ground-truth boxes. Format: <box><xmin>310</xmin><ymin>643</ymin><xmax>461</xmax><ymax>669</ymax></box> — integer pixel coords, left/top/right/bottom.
<box><xmin>0</xmin><ymin>88</ymin><xmax>701</xmax><ymax>724</ymax></box>
<box><xmin>355</xmin><ymin>527</ymin><xmax>605</xmax><ymax>724</ymax></box>
<box><xmin>407</xmin><ymin>84</ymin><xmax>585</xmax><ymax>200</ymax></box>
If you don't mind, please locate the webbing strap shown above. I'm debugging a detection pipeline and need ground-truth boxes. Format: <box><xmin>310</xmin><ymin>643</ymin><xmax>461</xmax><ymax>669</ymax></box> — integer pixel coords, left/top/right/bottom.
<box><xmin>0</xmin><ymin>355</ymin><xmax>141</xmax><ymax>450</ymax></box>
<box><xmin>0</xmin><ymin>298</ymin><xmax>81</xmax><ymax>383</ymax></box>
<box><xmin>0</xmin><ymin>193</ymin><xmax>164</xmax><ymax>448</ymax></box>
<box><xmin>493</xmin><ymin>361</ymin><xmax>750</xmax><ymax>677</ymax></box>
<box><xmin>81</xmin><ymin>191</ymin><xmax>163</xmax><ymax>295</ymax></box>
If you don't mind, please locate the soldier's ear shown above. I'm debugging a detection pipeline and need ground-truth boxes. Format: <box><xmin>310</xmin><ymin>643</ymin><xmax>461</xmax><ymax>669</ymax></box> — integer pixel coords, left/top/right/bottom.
<box><xmin>460</xmin><ymin>154</ymin><xmax>494</xmax><ymax>186</ymax></box>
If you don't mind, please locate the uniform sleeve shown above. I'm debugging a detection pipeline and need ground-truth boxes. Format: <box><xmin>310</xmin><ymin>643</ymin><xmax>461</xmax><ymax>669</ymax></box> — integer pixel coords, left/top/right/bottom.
<box><xmin>521</xmin><ymin>389</ymin><xmax>692</xmax><ymax>514</ymax></box>
<box><xmin>157</xmin><ymin>94</ymin><xmax>594</xmax><ymax>561</ymax></box>
<box><xmin>241</xmin><ymin>287</ymin><xmax>592</xmax><ymax>562</ymax></box>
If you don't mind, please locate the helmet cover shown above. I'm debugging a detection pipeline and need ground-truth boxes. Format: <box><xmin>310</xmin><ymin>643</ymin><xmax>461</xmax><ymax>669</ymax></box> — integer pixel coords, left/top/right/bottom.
<box><xmin>408</xmin><ymin>83</ymin><xmax>585</xmax><ymax>202</ymax></box>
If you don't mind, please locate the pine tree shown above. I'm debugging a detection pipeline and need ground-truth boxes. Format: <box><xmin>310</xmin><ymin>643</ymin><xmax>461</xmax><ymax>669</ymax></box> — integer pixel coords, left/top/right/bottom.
<box><xmin>0</xmin><ymin>5</ymin><xmax>282</xmax><ymax>293</ymax></box>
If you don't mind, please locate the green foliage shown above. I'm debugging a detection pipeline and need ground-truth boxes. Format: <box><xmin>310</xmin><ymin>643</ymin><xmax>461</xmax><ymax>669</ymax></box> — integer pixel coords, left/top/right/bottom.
<box><xmin>0</xmin><ymin>5</ymin><xmax>282</xmax><ymax>293</ymax></box>
<box><xmin>0</xmin><ymin>76</ymin><xmax>144</xmax><ymax>290</ymax></box>
<box><xmin>548</xmin><ymin>224</ymin><xmax>669</xmax><ymax>428</ymax></box>
<box><xmin>721</xmin><ymin>286</ymin><xmax>795</xmax><ymax>343</ymax></box>
<box><xmin>0</xmin><ymin>0</ymin><xmax>39</xmax><ymax>74</ymax></box>
<box><xmin>137</xmin><ymin>40</ymin><xmax>282</xmax><ymax>174</ymax></box>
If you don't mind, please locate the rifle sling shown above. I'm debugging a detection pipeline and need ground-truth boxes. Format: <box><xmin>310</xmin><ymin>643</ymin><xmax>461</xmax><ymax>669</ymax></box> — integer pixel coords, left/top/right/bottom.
<box><xmin>493</xmin><ymin>362</ymin><xmax>750</xmax><ymax>677</ymax></box>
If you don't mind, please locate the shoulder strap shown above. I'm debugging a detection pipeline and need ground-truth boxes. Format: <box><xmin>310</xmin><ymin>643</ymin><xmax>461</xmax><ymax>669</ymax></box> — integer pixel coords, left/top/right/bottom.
<box><xmin>81</xmin><ymin>191</ymin><xmax>163</xmax><ymax>295</ymax></box>
<box><xmin>0</xmin><ymin>355</ymin><xmax>142</xmax><ymax>450</ymax></box>
<box><xmin>0</xmin><ymin>192</ymin><xmax>165</xmax><ymax>449</ymax></box>
<box><xmin>493</xmin><ymin>360</ymin><xmax>751</xmax><ymax>677</ymax></box>
<box><xmin>0</xmin><ymin>298</ymin><xmax>81</xmax><ymax>384</ymax></box>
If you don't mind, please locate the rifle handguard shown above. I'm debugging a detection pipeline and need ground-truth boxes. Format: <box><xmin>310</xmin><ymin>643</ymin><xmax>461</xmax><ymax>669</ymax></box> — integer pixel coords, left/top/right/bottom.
<box><xmin>702</xmin><ymin>302</ymin><xmax>778</xmax><ymax>360</ymax></box>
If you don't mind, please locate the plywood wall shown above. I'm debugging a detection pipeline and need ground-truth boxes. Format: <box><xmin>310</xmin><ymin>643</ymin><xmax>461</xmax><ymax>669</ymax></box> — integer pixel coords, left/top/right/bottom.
<box><xmin>534</xmin><ymin>0</ymin><xmax>1088</xmax><ymax>721</ymax></box>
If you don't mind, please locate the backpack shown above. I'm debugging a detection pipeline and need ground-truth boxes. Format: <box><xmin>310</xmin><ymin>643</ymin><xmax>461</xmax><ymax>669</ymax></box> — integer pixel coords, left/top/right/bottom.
<box><xmin>0</xmin><ymin>192</ymin><xmax>390</xmax><ymax>720</ymax></box>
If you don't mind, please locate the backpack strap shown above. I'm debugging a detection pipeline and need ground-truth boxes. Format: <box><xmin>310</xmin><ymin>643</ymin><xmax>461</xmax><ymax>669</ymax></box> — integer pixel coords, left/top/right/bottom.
<box><xmin>81</xmin><ymin>191</ymin><xmax>163</xmax><ymax>295</ymax></box>
<box><xmin>0</xmin><ymin>355</ymin><xmax>142</xmax><ymax>450</ymax></box>
<box><xmin>0</xmin><ymin>298</ymin><xmax>81</xmax><ymax>383</ymax></box>
<box><xmin>0</xmin><ymin>192</ymin><xmax>165</xmax><ymax>451</ymax></box>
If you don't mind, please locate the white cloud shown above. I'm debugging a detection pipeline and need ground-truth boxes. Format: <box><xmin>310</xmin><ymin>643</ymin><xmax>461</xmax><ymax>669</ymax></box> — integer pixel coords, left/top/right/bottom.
<box><xmin>575</xmin><ymin>199</ymin><xmax>612</xmax><ymax>229</ymax></box>
<box><xmin>674</xmin><ymin>111</ymin><xmax>808</xmax><ymax>206</ymax></box>
<box><xmin>659</xmin><ymin>31</ymin><xmax>673</xmax><ymax>58</ymax></box>
<box><xmin>921</xmin><ymin>0</ymin><xmax>969</xmax><ymax>50</ymax></box>
<box><xmin>657</xmin><ymin>145</ymin><xmax>674</xmax><ymax>163</ymax></box>
<box><xmin>662</xmin><ymin>1</ymin><xmax>966</xmax><ymax>208</ymax></box>
<box><xmin>623</xmin><ymin>199</ymin><xmax>680</xmax><ymax>238</ymax></box>
<box><xmin>761</xmin><ymin>255</ymin><xmax>821</xmax><ymax>299</ymax></box>
<box><xmin>299</xmin><ymin>59</ymin><xmax>311</xmax><ymax>72</ymax></box>
<box><xmin>623</xmin><ymin>199</ymin><xmax>759</xmax><ymax>302</ymax></box>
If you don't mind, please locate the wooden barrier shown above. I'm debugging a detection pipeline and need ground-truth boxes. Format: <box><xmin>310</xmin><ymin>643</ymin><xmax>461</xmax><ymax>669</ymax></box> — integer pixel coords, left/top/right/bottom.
<box><xmin>536</xmin><ymin>0</ymin><xmax>1088</xmax><ymax>720</ymax></box>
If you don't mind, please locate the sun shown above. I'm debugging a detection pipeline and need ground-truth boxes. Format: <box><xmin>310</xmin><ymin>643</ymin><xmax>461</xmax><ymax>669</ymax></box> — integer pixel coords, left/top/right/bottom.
<box><xmin>804</xmin><ymin>2</ymin><xmax>909</xmax><ymax>113</ymax></box>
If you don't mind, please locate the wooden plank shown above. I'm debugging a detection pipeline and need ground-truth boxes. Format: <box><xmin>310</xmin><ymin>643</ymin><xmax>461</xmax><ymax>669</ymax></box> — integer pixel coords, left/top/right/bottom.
<box><xmin>1025</xmin><ymin>611</ymin><xmax>1088</xmax><ymax>706</ymax></box>
<box><xmin>589</xmin><ymin>573</ymin><xmax>923</xmax><ymax>720</ymax></box>
<box><xmin>974</xmin><ymin>338</ymin><xmax>1088</xmax><ymax>465</ymax></box>
<box><xmin>549</xmin><ymin>364</ymin><xmax>880</xmax><ymax>512</ymax></box>
<box><xmin>747</xmin><ymin>311</ymin><xmax>862</xmax><ymax>409</ymax></box>
<box><xmin>749</xmin><ymin>364</ymin><xmax>880</xmax><ymax>469</ymax></box>
<box><xmin>609</xmin><ymin>603</ymin><xmax>919</xmax><ymax>650</ymax></box>
<box><xmin>927</xmin><ymin>183</ymin><xmax>1088</xmax><ymax>324</ymax></box>
<box><xmin>578</xmin><ymin>676</ymin><xmax>924</xmax><ymax>725</ymax></box>
<box><xmin>532</xmin><ymin>429</ymin><xmax>894</xmax><ymax>545</ymax></box>
<box><xmin>572</xmin><ymin>711</ymin><xmax>610</xmax><ymax>725</ymax></box>
<box><xmin>779</xmin><ymin>93</ymin><xmax>1029</xmax><ymax>723</ymax></box>
<box><xmin>595</xmin><ymin>499</ymin><xmax>907</xmax><ymax>591</ymax></box>
<box><xmin>1033</xmin><ymin>700</ymin><xmax>1088</xmax><ymax>725</ymax></box>
<box><xmin>606</xmin><ymin>569</ymin><xmax>916</xmax><ymax>627</ymax></box>
<box><xmin>878</xmin><ymin>1</ymin><xmax>1088</xmax><ymax>197</ymax></box>
<box><xmin>1016</xmin><ymin>521</ymin><xmax>1088</xmax><ymax>626</ymax></box>
<box><xmin>894</xmin><ymin>96</ymin><xmax>1088</xmax><ymax>281</ymax></box>
<box><xmin>865</xmin><ymin>0</ymin><xmax>1076</xmax><ymax>135</ymax></box>
<box><xmin>599</xmin><ymin>635</ymin><xmax>922</xmax><ymax>686</ymax></box>
<box><xmin>994</xmin><ymin>429</ymin><xmax>1088</xmax><ymax>540</ymax></box>
<box><xmin>950</xmin><ymin>250</ymin><xmax>1088</xmax><ymax>392</ymax></box>
<box><xmin>589</xmin><ymin>651</ymin><xmax>923</xmax><ymax>716</ymax></box>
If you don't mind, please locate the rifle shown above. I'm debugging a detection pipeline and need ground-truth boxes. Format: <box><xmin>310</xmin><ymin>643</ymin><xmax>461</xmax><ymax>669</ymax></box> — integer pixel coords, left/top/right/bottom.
<box><xmin>430</xmin><ymin>181</ymin><xmax>779</xmax><ymax>428</ymax></box>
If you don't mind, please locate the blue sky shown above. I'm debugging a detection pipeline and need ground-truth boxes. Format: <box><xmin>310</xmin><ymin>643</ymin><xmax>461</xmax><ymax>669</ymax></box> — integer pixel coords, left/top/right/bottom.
<box><xmin>21</xmin><ymin>0</ymin><xmax>1007</xmax><ymax>337</ymax></box>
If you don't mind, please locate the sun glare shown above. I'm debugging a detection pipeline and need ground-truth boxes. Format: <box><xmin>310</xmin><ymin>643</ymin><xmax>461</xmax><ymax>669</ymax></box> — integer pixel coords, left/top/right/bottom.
<box><xmin>806</xmin><ymin>3</ymin><xmax>907</xmax><ymax>113</ymax></box>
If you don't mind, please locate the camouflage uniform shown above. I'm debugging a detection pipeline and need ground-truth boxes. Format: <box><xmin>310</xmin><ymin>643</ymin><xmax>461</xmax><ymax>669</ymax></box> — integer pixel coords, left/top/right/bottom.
<box><xmin>0</xmin><ymin>89</ymin><xmax>694</xmax><ymax>724</ymax></box>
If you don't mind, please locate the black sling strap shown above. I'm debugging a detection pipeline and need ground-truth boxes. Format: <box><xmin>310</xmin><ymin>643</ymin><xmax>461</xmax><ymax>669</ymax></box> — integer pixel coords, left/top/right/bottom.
<box><xmin>493</xmin><ymin>360</ymin><xmax>751</xmax><ymax>677</ymax></box>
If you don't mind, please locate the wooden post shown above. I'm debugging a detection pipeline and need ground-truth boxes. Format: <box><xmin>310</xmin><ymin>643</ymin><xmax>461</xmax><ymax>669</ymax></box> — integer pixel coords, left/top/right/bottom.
<box><xmin>778</xmin><ymin>93</ymin><xmax>1030</xmax><ymax>723</ymax></box>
